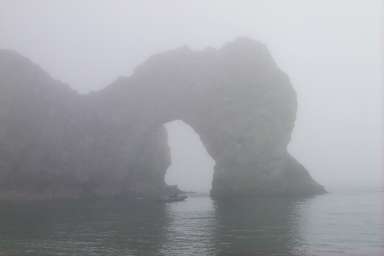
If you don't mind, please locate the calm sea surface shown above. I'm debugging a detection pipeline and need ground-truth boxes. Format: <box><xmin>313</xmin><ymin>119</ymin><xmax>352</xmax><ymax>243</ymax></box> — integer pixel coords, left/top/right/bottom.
<box><xmin>0</xmin><ymin>191</ymin><xmax>382</xmax><ymax>256</ymax></box>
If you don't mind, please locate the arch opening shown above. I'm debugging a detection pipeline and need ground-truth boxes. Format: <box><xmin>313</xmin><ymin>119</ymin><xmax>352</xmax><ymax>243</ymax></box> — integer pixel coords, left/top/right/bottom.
<box><xmin>164</xmin><ymin>120</ymin><xmax>215</xmax><ymax>194</ymax></box>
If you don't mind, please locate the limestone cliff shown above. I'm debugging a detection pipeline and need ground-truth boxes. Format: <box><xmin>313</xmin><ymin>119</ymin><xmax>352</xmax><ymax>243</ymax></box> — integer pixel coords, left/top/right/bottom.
<box><xmin>0</xmin><ymin>38</ymin><xmax>325</xmax><ymax>200</ymax></box>
<box><xmin>0</xmin><ymin>49</ymin><xmax>170</xmax><ymax>199</ymax></box>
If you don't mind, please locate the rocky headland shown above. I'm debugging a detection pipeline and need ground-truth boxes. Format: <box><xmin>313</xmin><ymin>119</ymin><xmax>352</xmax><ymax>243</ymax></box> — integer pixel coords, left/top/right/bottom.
<box><xmin>0</xmin><ymin>38</ymin><xmax>325</xmax><ymax>200</ymax></box>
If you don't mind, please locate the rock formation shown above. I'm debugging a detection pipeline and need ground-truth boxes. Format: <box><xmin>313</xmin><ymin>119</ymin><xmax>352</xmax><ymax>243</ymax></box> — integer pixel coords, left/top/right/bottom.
<box><xmin>0</xmin><ymin>38</ymin><xmax>325</xmax><ymax>200</ymax></box>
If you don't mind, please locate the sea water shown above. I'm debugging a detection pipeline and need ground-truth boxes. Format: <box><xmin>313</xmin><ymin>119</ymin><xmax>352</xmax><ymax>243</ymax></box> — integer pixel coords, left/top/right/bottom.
<box><xmin>0</xmin><ymin>190</ymin><xmax>382</xmax><ymax>256</ymax></box>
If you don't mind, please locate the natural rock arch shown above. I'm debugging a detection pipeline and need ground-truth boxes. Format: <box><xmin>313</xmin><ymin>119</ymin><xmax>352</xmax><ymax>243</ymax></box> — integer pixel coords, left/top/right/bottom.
<box><xmin>92</xmin><ymin>38</ymin><xmax>325</xmax><ymax>197</ymax></box>
<box><xmin>0</xmin><ymin>38</ymin><xmax>324</xmax><ymax>200</ymax></box>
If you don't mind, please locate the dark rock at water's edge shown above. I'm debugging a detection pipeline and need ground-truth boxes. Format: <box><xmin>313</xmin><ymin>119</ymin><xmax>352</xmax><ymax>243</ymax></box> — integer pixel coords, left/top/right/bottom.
<box><xmin>0</xmin><ymin>38</ymin><xmax>325</xmax><ymax>200</ymax></box>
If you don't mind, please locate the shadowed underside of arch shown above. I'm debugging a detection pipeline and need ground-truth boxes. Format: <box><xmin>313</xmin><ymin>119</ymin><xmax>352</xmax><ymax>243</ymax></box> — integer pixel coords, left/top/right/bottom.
<box><xmin>0</xmin><ymin>38</ymin><xmax>325</xmax><ymax>200</ymax></box>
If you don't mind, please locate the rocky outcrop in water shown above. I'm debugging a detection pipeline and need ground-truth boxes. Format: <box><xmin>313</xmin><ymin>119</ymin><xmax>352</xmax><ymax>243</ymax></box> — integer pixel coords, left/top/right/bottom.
<box><xmin>0</xmin><ymin>38</ymin><xmax>325</xmax><ymax>200</ymax></box>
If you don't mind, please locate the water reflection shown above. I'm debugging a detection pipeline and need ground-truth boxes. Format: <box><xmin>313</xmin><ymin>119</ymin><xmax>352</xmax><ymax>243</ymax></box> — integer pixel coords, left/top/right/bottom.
<box><xmin>213</xmin><ymin>197</ymin><xmax>308</xmax><ymax>256</ymax></box>
<box><xmin>160</xmin><ymin>196</ymin><xmax>217</xmax><ymax>255</ymax></box>
<box><xmin>0</xmin><ymin>193</ymin><xmax>380</xmax><ymax>255</ymax></box>
<box><xmin>0</xmin><ymin>199</ymin><xmax>169</xmax><ymax>256</ymax></box>
<box><xmin>0</xmin><ymin>196</ymin><xmax>312</xmax><ymax>256</ymax></box>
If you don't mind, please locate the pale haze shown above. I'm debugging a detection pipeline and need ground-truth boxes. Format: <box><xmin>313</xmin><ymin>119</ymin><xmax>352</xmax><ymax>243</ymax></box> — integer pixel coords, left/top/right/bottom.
<box><xmin>0</xmin><ymin>0</ymin><xmax>382</xmax><ymax>192</ymax></box>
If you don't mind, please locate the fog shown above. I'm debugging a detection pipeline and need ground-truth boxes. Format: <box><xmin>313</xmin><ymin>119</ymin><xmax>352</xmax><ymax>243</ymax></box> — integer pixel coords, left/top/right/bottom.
<box><xmin>0</xmin><ymin>0</ymin><xmax>382</xmax><ymax>192</ymax></box>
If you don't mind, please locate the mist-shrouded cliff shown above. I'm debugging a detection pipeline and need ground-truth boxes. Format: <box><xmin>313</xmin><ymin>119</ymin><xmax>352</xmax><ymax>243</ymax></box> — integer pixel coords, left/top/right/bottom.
<box><xmin>0</xmin><ymin>38</ymin><xmax>325</xmax><ymax>200</ymax></box>
<box><xmin>0</xmin><ymin>49</ymin><xmax>170</xmax><ymax>199</ymax></box>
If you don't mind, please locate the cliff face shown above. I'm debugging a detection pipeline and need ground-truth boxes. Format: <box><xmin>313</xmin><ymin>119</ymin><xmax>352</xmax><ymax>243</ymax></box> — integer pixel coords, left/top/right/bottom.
<box><xmin>0</xmin><ymin>38</ymin><xmax>325</xmax><ymax>200</ymax></box>
<box><xmin>0</xmin><ymin>50</ymin><xmax>170</xmax><ymax>199</ymax></box>
<box><xmin>0</xmin><ymin>50</ymin><xmax>79</xmax><ymax>198</ymax></box>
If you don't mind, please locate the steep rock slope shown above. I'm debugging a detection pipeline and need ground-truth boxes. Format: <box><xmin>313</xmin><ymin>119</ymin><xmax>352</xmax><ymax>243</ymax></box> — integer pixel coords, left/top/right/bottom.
<box><xmin>0</xmin><ymin>50</ymin><xmax>170</xmax><ymax>199</ymax></box>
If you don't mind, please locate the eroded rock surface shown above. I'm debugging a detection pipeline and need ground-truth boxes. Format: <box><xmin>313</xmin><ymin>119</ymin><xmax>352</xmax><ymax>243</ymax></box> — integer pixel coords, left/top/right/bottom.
<box><xmin>0</xmin><ymin>38</ymin><xmax>325</xmax><ymax>200</ymax></box>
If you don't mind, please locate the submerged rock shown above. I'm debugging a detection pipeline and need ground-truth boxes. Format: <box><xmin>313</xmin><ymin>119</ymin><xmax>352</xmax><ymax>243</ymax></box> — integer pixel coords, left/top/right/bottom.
<box><xmin>0</xmin><ymin>38</ymin><xmax>325</xmax><ymax>200</ymax></box>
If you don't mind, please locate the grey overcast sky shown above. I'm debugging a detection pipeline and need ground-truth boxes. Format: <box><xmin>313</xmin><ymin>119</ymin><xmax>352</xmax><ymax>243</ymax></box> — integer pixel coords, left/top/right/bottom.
<box><xmin>0</xmin><ymin>0</ymin><xmax>382</xmax><ymax>192</ymax></box>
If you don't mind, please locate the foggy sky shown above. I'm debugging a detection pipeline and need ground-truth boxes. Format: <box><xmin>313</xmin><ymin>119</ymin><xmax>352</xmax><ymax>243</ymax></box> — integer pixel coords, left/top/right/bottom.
<box><xmin>0</xmin><ymin>0</ymin><xmax>382</xmax><ymax>192</ymax></box>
